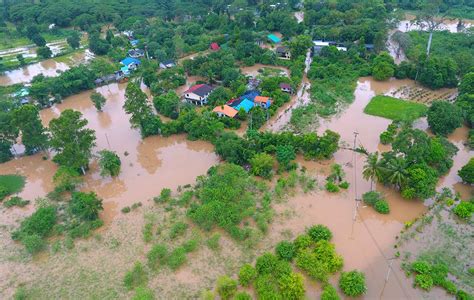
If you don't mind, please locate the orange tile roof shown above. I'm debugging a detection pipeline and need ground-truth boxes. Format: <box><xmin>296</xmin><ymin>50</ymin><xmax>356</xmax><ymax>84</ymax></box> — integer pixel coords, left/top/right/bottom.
<box><xmin>254</xmin><ymin>96</ymin><xmax>270</xmax><ymax>103</ymax></box>
<box><xmin>212</xmin><ymin>105</ymin><xmax>238</xmax><ymax>118</ymax></box>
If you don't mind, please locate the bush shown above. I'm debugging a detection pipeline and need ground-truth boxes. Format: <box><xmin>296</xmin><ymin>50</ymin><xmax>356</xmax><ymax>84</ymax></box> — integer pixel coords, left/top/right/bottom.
<box><xmin>216</xmin><ymin>275</ymin><xmax>237</xmax><ymax>300</ymax></box>
<box><xmin>295</xmin><ymin>249</ymin><xmax>329</xmax><ymax>282</ymax></box>
<box><xmin>411</xmin><ymin>260</ymin><xmax>432</xmax><ymax>274</ymax></box>
<box><xmin>169</xmin><ymin>222</ymin><xmax>188</xmax><ymax>239</ymax></box>
<box><xmin>255</xmin><ymin>274</ymin><xmax>280</xmax><ymax>299</ymax></box>
<box><xmin>70</xmin><ymin>192</ymin><xmax>103</xmax><ymax>221</ymax></box>
<box><xmin>307</xmin><ymin>225</ymin><xmax>333</xmax><ymax>242</ymax></box>
<box><xmin>374</xmin><ymin>200</ymin><xmax>390</xmax><ymax>214</ymax></box>
<box><xmin>338</xmin><ymin>181</ymin><xmax>349</xmax><ymax>189</ymax></box>
<box><xmin>339</xmin><ymin>270</ymin><xmax>367</xmax><ymax>297</ymax></box>
<box><xmin>362</xmin><ymin>191</ymin><xmax>382</xmax><ymax>206</ymax></box>
<box><xmin>132</xmin><ymin>287</ymin><xmax>155</xmax><ymax>300</ymax></box>
<box><xmin>98</xmin><ymin>150</ymin><xmax>121</xmax><ymax>177</ymax></box>
<box><xmin>53</xmin><ymin>166</ymin><xmax>82</xmax><ymax>192</ymax></box>
<box><xmin>22</xmin><ymin>234</ymin><xmax>45</xmax><ymax>254</ymax></box>
<box><xmin>275</xmin><ymin>240</ymin><xmax>296</xmax><ymax>261</ymax></box>
<box><xmin>182</xmin><ymin>238</ymin><xmax>199</xmax><ymax>253</ymax></box>
<box><xmin>12</xmin><ymin>206</ymin><xmax>57</xmax><ymax>240</ymax></box>
<box><xmin>278</xmin><ymin>272</ymin><xmax>305</xmax><ymax>300</ymax></box>
<box><xmin>147</xmin><ymin>244</ymin><xmax>168</xmax><ymax>269</ymax></box>
<box><xmin>0</xmin><ymin>185</ymin><xmax>8</xmax><ymax>201</ymax></box>
<box><xmin>0</xmin><ymin>174</ymin><xmax>25</xmax><ymax>199</ymax></box>
<box><xmin>206</xmin><ymin>233</ymin><xmax>220</xmax><ymax>250</ymax></box>
<box><xmin>167</xmin><ymin>247</ymin><xmax>187</xmax><ymax>270</ymax></box>
<box><xmin>314</xmin><ymin>240</ymin><xmax>343</xmax><ymax>273</ymax></box>
<box><xmin>325</xmin><ymin>181</ymin><xmax>340</xmax><ymax>193</ymax></box>
<box><xmin>414</xmin><ymin>274</ymin><xmax>433</xmax><ymax>290</ymax></box>
<box><xmin>121</xmin><ymin>206</ymin><xmax>131</xmax><ymax>213</ymax></box>
<box><xmin>431</xmin><ymin>263</ymin><xmax>448</xmax><ymax>285</ymax></box>
<box><xmin>4</xmin><ymin>196</ymin><xmax>30</xmax><ymax>208</ymax></box>
<box><xmin>458</xmin><ymin>158</ymin><xmax>474</xmax><ymax>184</ymax></box>
<box><xmin>239</xmin><ymin>264</ymin><xmax>257</xmax><ymax>286</ymax></box>
<box><xmin>256</xmin><ymin>253</ymin><xmax>279</xmax><ymax>275</ymax></box>
<box><xmin>321</xmin><ymin>284</ymin><xmax>340</xmax><ymax>300</ymax></box>
<box><xmin>440</xmin><ymin>280</ymin><xmax>457</xmax><ymax>295</ymax></box>
<box><xmin>456</xmin><ymin>290</ymin><xmax>473</xmax><ymax>300</ymax></box>
<box><xmin>452</xmin><ymin>201</ymin><xmax>474</xmax><ymax>220</ymax></box>
<box><xmin>234</xmin><ymin>292</ymin><xmax>252</xmax><ymax>300</ymax></box>
<box><xmin>154</xmin><ymin>188</ymin><xmax>172</xmax><ymax>203</ymax></box>
<box><xmin>250</xmin><ymin>153</ymin><xmax>274</xmax><ymax>179</ymax></box>
<box><xmin>124</xmin><ymin>262</ymin><xmax>148</xmax><ymax>290</ymax></box>
<box><xmin>293</xmin><ymin>234</ymin><xmax>313</xmax><ymax>251</ymax></box>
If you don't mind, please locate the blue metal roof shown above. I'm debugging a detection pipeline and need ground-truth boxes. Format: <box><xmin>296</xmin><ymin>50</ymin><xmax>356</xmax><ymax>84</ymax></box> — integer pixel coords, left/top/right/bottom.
<box><xmin>268</xmin><ymin>34</ymin><xmax>281</xmax><ymax>43</ymax></box>
<box><xmin>121</xmin><ymin>57</ymin><xmax>141</xmax><ymax>66</ymax></box>
<box><xmin>241</xmin><ymin>90</ymin><xmax>260</xmax><ymax>101</ymax></box>
<box><xmin>234</xmin><ymin>98</ymin><xmax>254</xmax><ymax>113</ymax></box>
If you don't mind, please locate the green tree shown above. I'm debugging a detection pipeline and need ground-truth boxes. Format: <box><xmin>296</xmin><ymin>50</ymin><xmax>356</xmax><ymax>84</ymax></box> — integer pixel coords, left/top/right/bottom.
<box><xmin>207</xmin><ymin>86</ymin><xmax>232</xmax><ymax>106</ymax></box>
<box><xmin>458</xmin><ymin>158</ymin><xmax>474</xmax><ymax>184</ymax></box>
<box><xmin>288</xmin><ymin>35</ymin><xmax>312</xmax><ymax>58</ymax></box>
<box><xmin>250</xmin><ymin>153</ymin><xmax>274</xmax><ymax>179</ymax></box>
<box><xmin>37</xmin><ymin>46</ymin><xmax>52</xmax><ymax>59</ymax></box>
<box><xmin>0</xmin><ymin>112</ymin><xmax>18</xmax><ymax>162</ymax></box>
<box><xmin>372</xmin><ymin>52</ymin><xmax>395</xmax><ymax>81</ymax></box>
<box><xmin>90</xmin><ymin>91</ymin><xmax>106</xmax><ymax>111</ymax></box>
<box><xmin>49</xmin><ymin>109</ymin><xmax>96</xmax><ymax>173</ymax></box>
<box><xmin>70</xmin><ymin>191</ymin><xmax>103</xmax><ymax>221</ymax></box>
<box><xmin>16</xmin><ymin>54</ymin><xmax>26</xmax><ymax>66</ymax></box>
<box><xmin>12</xmin><ymin>105</ymin><xmax>49</xmax><ymax>154</ymax></box>
<box><xmin>153</xmin><ymin>91</ymin><xmax>180</xmax><ymax>119</ymax></box>
<box><xmin>385</xmin><ymin>157</ymin><xmax>408</xmax><ymax>189</ymax></box>
<box><xmin>98</xmin><ymin>150</ymin><xmax>121</xmax><ymax>177</ymax></box>
<box><xmin>459</xmin><ymin>72</ymin><xmax>474</xmax><ymax>95</ymax></box>
<box><xmin>67</xmin><ymin>31</ymin><xmax>81</xmax><ymax>49</ymax></box>
<box><xmin>427</xmin><ymin>101</ymin><xmax>463</xmax><ymax>136</ymax></box>
<box><xmin>124</xmin><ymin>83</ymin><xmax>161</xmax><ymax>137</ymax></box>
<box><xmin>276</xmin><ymin>144</ymin><xmax>296</xmax><ymax>171</ymax></box>
<box><xmin>362</xmin><ymin>152</ymin><xmax>385</xmax><ymax>190</ymax></box>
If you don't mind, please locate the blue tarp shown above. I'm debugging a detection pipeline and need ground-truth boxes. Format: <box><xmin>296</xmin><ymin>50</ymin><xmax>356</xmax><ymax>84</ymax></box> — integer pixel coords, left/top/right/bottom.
<box><xmin>121</xmin><ymin>57</ymin><xmax>141</xmax><ymax>66</ymax></box>
<box><xmin>241</xmin><ymin>90</ymin><xmax>260</xmax><ymax>101</ymax></box>
<box><xmin>268</xmin><ymin>34</ymin><xmax>281</xmax><ymax>43</ymax></box>
<box><xmin>233</xmin><ymin>98</ymin><xmax>254</xmax><ymax>112</ymax></box>
<box><xmin>121</xmin><ymin>66</ymin><xmax>130</xmax><ymax>75</ymax></box>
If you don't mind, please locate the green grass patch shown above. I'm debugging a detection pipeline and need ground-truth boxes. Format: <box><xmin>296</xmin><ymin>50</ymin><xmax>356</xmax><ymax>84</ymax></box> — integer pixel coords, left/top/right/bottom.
<box><xmin>364</xmin><ymin>95</ymin><xmax>427</xmax><ymax>121</ymax></box>
<box><xmin>0</xmin><ymin>175</ymin><xmax>26</xmax><ymax>197</ymax></box>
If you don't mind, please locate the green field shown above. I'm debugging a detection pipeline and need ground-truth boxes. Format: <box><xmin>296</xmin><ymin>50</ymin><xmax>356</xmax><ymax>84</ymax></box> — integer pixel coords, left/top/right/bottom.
<box><xmin>364</xmin><ymin>95</ymin><xmax>428</xmax><ymax>121</ymax></box>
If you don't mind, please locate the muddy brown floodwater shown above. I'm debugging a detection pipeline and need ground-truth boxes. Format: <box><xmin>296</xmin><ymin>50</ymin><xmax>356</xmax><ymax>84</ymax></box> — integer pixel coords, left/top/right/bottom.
<box><xmin>0</xmin><ymin>83</ymin><xmax>219</xmax><ymax>226</ymax></box>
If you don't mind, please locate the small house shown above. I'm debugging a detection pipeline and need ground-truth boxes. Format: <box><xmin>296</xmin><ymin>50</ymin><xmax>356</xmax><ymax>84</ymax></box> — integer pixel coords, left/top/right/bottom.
<box><xmin>184</xmin><ymin>84</ymin><xmax>214</xmax><ymax>106</ymax></box>
<box><xmin>267</xmin><ymin>34</ymin><xmax>281</xmax><ymax>44</ymax></box>
<box><xmin>276</xmin><ymin>46</ymin><xmax>291</xmax><ymax>59</ymax></box>
<box><xmin>128</xmin><ymin>49</ymin><xmax>145</xmax><ymax>58</ymax></box>
<box><xmin>121</xmin><ymin>57</ymin><xmax>141</xmax><ymax>70</ymax></box>
<box><xmin>130</xmin><ymin>39</ymin><xmax>139</xmax><ymax>47</ymax></box>
<box><xmin>280</xmin><ymin>83</ymin><xmax>292</xmax><ymax>93</ymax></box>
<box><xmin>213</xmin><ymin>105</ymin><xmax>238</xmax><ymax>118</ymax></box>
<box><xmin>159</xmin><ymin>59</ymin><xmax>176</xmax><ymax>69</ymax></box>
<box><xmin>233</xmin><ymin>98</ymin><xmax>254</xmax><ymax>113</ymax></box>
<box><xmin>210</xmin><ymin>42</ymin><xmax>220</xmax><ymax>51</ymax></box>
<box><xmin>254</xmin><ymin>96</ymin><xmax>272</xmax><ymax>109</ymax></box>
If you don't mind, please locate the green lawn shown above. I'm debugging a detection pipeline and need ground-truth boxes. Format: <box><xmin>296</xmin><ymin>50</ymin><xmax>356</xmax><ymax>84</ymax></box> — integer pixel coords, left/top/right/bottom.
<box><xmin>364</xmin><ymin>95</ymin><xmax>428</xmax><ymax>121</ymax></box>
<box><xmin>0</xmin><ymin>174</ymin><xmax>26</xmax><ymax>194</ymax></box>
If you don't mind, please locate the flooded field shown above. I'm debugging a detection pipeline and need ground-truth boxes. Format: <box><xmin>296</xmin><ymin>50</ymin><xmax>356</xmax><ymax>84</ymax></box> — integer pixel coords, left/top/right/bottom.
<box><xmin>0</xmin><ymin>50</ymin><xmax>93</xmax><ymax>86</ymax></box>
<box><xmin>398</xmin><ymin>15</ymin><xmax>473</xmax><ymax>33</ymax></box>
<box><xmin>240</xmin><ymin>63</ymin><xmax>290</xmax><ymax>78</ymax></box>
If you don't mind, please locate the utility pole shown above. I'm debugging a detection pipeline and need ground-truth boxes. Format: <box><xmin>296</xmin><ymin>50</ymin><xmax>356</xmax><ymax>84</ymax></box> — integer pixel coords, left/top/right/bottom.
<box><xmin>352</xmin><ymin>131</ymin><xmax>360</xmax><ymax>221</ymax></box>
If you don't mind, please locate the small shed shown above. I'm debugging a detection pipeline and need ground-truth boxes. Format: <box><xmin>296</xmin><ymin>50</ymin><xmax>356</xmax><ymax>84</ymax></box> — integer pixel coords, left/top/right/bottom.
<box><xmin>159</xmin><ymin>59</ymin><xmax>176</xmax><ymax>69</ymax></box>
<box><xmin>210</xmin><ymin>42</ymin><xmax>220</xmax><ymax>51</ymax></box>
<box><xmin>280</xmin><ymin>83</ymin><xmax>292</xmax><ymax>93</ymax></box>
<box><xmin>276</xmin><ymin>46</ymin><xmax>291</xmax><ymax>59</ymax></box>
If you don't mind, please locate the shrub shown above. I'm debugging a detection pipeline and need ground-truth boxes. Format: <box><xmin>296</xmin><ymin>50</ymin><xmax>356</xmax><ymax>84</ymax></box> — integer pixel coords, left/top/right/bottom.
<box><xmin>255</xmin><ymin>274</ymin><xmax>280</xmax><ymax>299</ymax></box>
<box><xmin>374</xmin><ymin>200</ymin><xmax>390</xmax><ymax>214</ymax></box>
<box><xmin>458</xmin><ymin>158</ymin><xmax>474</xmax><ymax>184</ymax></box>
<box><xmin>147</xmin><ymin>244</ymin><xmax>168</xmax><ymax>269</ymax></box>
<box><xmin>321</xmin><ymin>284</ymin><xmax>340</xmax><ymax>300</ymax></box>
<box><xmin>256</xmin><ymin>253</ymin><xmax>279</xmax><ymax>275</ymax></box>
<box><xmin>456</xmin><ymin>290</ymin><xmax>473</xmax><ymax>300</ymax></box>
<box><xmin>250</xmin><ymin>153</ymin><xmax>274</xmax><ymax>179</ymax></box>
<box><xmin>216</xmin><ymin>275</ymin><xmax>237</xmax><ymax>300</ymax></box>
<box><xmin>0</xmin><ymin>185</ymin><xmax>8</xmax><ymax>201</ymax></box>
<box><xmin>325</xmin><ymin>181</ymin><xmax>340</xmax><ymax>193</ymax></box>
<box><xmin>314</xmin><ymin>240</ymin><xmax>344</xmax><ymax>273</ymax></box>
<box><xmin>98</xmin><ymin>150</ymin><xmax>121</xmax><ymax>177</ymax></box>
<box><xmin>52</xmin><ymin>166</ymin><xmax>82</xmax><ymax>192</ymax></box>
<box><xmin>339</xmin><ymin>270</ymin><xmax>367</xmax><ymax>297</ymax></box>
<box><xmin>132</xmin><ymin>287</ymin><xmax>155</xmax><ymax>300</ymax></box>
<box><xmin>12</xmin><ymin>206</ymin><xmax>57</xmax><ymax>240</ymax></box>
<box><xmin>338</xmin><ymin>181</ymin><xmax>349</xmax><ymax>189</ymax></box>
<box><xmin>124</xmin><ymin>262</ymin><xmax>148</xmax><ymax>290</ymax></box>
<box><xmin>307</xmin><ymin>225</ymin><xmax>333</xmax><ymax>242</ymax></box>
<box><xmin>239</xmin><ymin>264</ymin><xmax>257</xmax><ymax>286</ymax></box>
<box><xmin>154</xmin><ymin>188</ymin><xmax>172</xmax><ymax>203</ymax></box>
<box><xmin>167</xmin><ymin>247</ymin><xmax>187</xmax><ymax>270</ymax></box>
<box><xmin>440</xmin><ymin>280</ymin><xmax>457</xmax><ymax>295</ymax></box>
<box><xmin>293</xmin><ymin>234</ymin><xmax>313</xmax><ymax>251</ymax></box>
<box><xmin>431</xmin><ymin>263</ymin><xmax>448</xmax><ymax>285</ymax></box>
<box><xmin>234</xmin><ymin>292</ymin><xmax>252</xmax><ymax>300</ymax></box>
<box><xmin>22</xmin><ymin>234</ymin><xmax>45</xmax><ymax>254</ymax></box>
<box><xmin>453</xmin><ymin>201</ymin><xmax>474</xmax><ymax>220</ymax></box>
<box><xmin>0</xmin><ymin>174</ymin><xmax>25</xmax><ymax>196</ymax></box>
<box><xmin>411</xmin><ymin>260</ymin><xmax>432</xmax><ymax>274</ymax></box>
<box><xmin>70</xmin><ymin>192</ymin><xmax>103</xmax><ymax>221</ymax></box>
<box><xmin>4</xmin><ymin>196</ymin><xmax>30</xmax><ymax>208</ymax></box>
<box><xmin>169</xmin><ymin>222</ymin><xmax>188</xmax><ymax>239</ymax></box>
<box><xmin>182</xmin><ymin>238</ymin><xmax>199</xmax><ymax>253</ymax></box>
<box><xmin>362</xmin><ymin>191</ymin><xmax>382</xmax><ymax>206</ymax></box>
<box><xmin>380</xmin><ymin>130</ymin><xmax>395</xmax><ymax>144</ymax></box>
<box><xmin>121</xmin><ymin>206</ymin><xmax>131</xmax><ymax>213</ymax></box>
<box><xmin>206</xmin><ymin>233</ymin><xmax>221</xmax><ymax>250</ymax></box>
<box><xmin>296</xmin><ymin>249</ymin><xmax>329</xmax><ymax>282</ymax></box>
<box><xmin>275</xmin><ymin>240</ymin><xmax>296</xmax><ymax>261</ymax></box>
<box><xmin>279</xmin><ymin>272</ymin><xmax>305</xmax><ymax>300</ymax></box>
<box><xmin>414</xmin><ymin>274</ymin><xmax>433</xmax><ymax>290</ymax></box>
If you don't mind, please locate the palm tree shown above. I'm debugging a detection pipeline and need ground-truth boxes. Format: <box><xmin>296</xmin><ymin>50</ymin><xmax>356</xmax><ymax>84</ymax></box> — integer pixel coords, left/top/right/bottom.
<box><xmin>386</xmin><ymin>156</ymin><xmax>408</xmax><ymax>190</ymax></box>
<box><xmin>362</xmin><ymin>152</ymin><xmax>385</xmax><ymax>190</ymax></box>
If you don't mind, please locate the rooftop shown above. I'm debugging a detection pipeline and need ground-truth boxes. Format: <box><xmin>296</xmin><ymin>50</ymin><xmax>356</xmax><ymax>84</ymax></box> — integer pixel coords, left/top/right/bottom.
<box><xmin>213</xmin><ymin>105</ymin><xmax>238</xmax><ymax>118</ymax></box>
<box><xmin>268</xmin><ymin>34</ymin><xmax>281</xmax><ymax>43</ymax></box>
<box><xmin>233</xmin><ymin>98</ymin><xmax>254</xmax><ymax>112</ymax></box>
<box><xmin>185</xmin><ymin>84</ymin><xmax>213</xmax><ymax>97</ymax></box>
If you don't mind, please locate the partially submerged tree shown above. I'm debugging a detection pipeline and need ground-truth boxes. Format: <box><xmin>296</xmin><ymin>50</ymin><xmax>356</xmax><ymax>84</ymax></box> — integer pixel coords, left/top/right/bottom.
<box><xmin>49</xmin><ymin>109</ymin><xmax>96</xmax><ymax>174</ymax></box>
<box><xmin>98</xmin><ymin>150</ymin><xmax>121</xmax><ymax>177</ymax></box>
<box><xmin>12</xmin><ymin>105</ymin><xmax>49</xmax><ymax>155</ymax></box>
<box><xmin>90</xmin><ymin>91</ymin><xmax>106</xmax><ymax>111</ymax></box>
